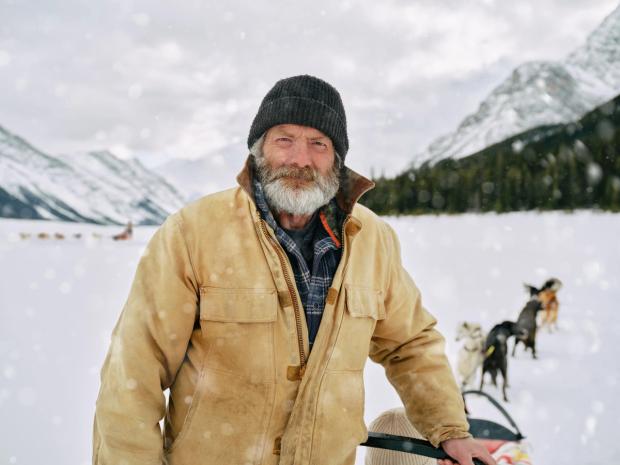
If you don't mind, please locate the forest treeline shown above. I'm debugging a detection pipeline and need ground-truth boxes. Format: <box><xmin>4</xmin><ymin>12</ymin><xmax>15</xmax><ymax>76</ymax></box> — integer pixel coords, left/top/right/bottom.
<box><xmin>361</xmin><ymin>93</ymin><xmax>620</xmax><ymax>214</ymax></box>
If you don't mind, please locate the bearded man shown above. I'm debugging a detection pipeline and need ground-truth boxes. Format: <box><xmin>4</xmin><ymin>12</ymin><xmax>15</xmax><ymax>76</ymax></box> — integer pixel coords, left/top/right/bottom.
<box><xmin>93</xmin><ymin>75</ymin><xmax>495</xmax><ymax>465</ymax></box>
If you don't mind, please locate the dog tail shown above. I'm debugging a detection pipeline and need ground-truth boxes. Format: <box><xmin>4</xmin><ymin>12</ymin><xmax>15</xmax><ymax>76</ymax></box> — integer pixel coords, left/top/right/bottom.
<box><xmin>523</xmin><ymin>283</ymin><xmax>539</xmax><ymax>296</ymax></box>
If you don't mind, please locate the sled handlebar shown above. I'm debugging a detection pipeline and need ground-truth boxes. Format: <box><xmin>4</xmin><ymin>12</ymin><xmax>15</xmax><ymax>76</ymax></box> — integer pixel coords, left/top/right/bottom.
<box><xmin>361</xmin><ymin>432</ymin><xmax>485</xmax><ymax>465</ymax></box>
<box><xmin>462</xmin><ymin>389</ymin><xmax>524</xmax><ymax>440</ymax></box>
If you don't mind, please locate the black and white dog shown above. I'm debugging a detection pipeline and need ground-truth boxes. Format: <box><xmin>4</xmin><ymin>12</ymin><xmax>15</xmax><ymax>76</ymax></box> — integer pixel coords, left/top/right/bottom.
<box><xmin>512</xmin><ymin>294</ymin><xmax>544</xmax><ymax>359</ymax></box>
<box><xmin>480</xmin><ymin>321</ymin><xmax>525</xmax><ymax>402</ymax></box>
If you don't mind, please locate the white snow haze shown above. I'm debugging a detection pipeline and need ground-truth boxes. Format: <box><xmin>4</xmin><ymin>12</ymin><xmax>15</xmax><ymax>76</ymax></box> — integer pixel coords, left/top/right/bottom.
<box><xmin>0</xmin><ymin>1</ymin><xmax>617</xmax><ymax>187</ymax></box>
<box><xmin>1</xmin><ymin>210</ymin><xmax>618</xmax><ymax>464</ymax></box>
<box><xmin>1</xmin><ymin>2</ymin><xmax>619</xmax><ymax>464</ymax></box>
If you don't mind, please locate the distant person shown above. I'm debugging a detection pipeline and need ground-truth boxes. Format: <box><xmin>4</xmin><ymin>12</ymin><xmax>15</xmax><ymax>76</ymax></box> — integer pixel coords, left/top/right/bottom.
<box><xmin>93</xmin><ymin>75</ymin><xmax>494</xmax><ymax>465</ymax></box>
<box><xmin>112</xmin><ymin>220</ymin><xmax>133</xmax><ymax>240</ymax></box>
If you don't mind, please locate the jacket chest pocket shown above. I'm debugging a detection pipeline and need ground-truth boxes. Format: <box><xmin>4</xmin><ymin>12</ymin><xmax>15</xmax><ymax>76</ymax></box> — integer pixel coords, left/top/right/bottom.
<box><xmin>199</xmin><ymin>286</ymin><xmax>277</xmax><ymax>382</ymax></box>
<box><xmin>328</xmin><ymin>285</ymin><xmax>386</xmax><ymax>371</ymax></box>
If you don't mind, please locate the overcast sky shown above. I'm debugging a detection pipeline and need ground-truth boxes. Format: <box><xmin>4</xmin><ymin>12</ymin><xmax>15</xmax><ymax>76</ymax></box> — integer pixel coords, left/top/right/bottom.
<box><xmin>0</xmin><ymin>0</ymin><xmax>618</xmax><ymax>182</ymax></box>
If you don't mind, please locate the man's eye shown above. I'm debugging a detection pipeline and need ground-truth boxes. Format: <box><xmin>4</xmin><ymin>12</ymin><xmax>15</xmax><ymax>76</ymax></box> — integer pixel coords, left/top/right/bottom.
<box><xmin>313</xmin><ymin>141</ymin><xmax>326</xmax><ymax>147</ymax></box>
<box><xmin>276</xmin><ymin>137</ymin><xmax>292</xmax><ymax>143</ymax></box>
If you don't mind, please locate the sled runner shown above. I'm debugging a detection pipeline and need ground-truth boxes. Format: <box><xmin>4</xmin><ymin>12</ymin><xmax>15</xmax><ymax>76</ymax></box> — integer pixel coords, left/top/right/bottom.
<box><xmin>361</xmin><ymin>390</ymin><xmax>530</xmax><ymax>464</ymax></box>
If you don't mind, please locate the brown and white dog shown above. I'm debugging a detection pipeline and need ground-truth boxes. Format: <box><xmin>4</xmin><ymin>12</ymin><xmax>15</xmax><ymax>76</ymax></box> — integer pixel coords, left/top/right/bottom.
<box><xmin>525</xmin><ymin>278</ymin><xmax>563</xmax><ymax>332</ymax></box>
<box><xmin>455</xmin><ymin>321</ymin><xmax>486</xmax><ymax>389</ymax></box>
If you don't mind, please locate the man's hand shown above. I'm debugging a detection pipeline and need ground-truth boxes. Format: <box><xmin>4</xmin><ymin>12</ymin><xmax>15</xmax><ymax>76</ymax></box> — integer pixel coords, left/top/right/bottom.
<box><xmin>438</xmin><ymin>437</ymin><xmax>496</xmax><ymax>465</ymax></box>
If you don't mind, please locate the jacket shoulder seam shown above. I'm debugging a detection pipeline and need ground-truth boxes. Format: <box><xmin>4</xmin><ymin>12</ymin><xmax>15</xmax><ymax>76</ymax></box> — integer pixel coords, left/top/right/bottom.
<box><xmin>170</xmin><ymin>213</ymin><xmax>201</xmax><ymax>291</ymax></box>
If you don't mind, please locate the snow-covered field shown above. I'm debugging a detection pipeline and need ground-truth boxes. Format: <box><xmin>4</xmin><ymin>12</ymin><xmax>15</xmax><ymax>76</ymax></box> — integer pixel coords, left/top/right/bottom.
<box><xmin>0</xmin><ymin>211</ymin><xmax>618</xmax><ymax>465</ymax></box>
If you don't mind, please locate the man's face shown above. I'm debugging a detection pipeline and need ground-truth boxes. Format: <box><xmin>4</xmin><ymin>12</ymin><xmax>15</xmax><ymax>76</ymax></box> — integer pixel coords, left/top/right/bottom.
<box><xmin>254</xmin><ymin>124</ymin><xmax>340</xmax><ymax>217</ymax></box>
<box><xmin>263</xmin><ymin>124</ymin><xmax>336</xmax><ymax>176</ymax></box>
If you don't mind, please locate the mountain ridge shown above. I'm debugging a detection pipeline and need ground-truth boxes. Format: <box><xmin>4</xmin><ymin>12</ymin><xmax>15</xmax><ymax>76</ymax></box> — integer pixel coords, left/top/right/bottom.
<box><xmin>0</xmin><ymin>125</ymin><xmax>186</xmax><ymax>225</ymax></box>
<box><xmin>415</xmin><ymin>4</ymin><xmax>620</xmax><ymax>166</ymax></box>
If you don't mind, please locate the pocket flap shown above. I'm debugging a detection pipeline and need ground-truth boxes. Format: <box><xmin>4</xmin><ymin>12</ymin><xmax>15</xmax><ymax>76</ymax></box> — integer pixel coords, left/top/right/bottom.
<box><xmin>199</xmin><ymin>287</ymin><xmax>278</xmax><ymax>323</ymax></box>
<box><xmin>344</xmin><ymin>285</ymin><xmax>386</xmax><ymax>320</ymax></box>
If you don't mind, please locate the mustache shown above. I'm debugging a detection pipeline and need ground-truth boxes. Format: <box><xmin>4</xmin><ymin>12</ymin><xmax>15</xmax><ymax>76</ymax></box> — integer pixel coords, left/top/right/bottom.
<box><xmin>264</xmin><ymin>165</ymin><xmax>317</xmax><ymax>183</ymax></box>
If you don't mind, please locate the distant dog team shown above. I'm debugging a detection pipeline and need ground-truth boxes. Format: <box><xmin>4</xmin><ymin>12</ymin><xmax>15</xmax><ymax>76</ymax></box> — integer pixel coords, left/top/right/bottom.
<box><xmin>17</xmin><ymin>221</ymin><xmax>133</xmax><ymax>241</ymax></box>
<box><xmin>456</xmin><ymin>277</ymin><xmax>562</xmax><ymax>402</ymax></box>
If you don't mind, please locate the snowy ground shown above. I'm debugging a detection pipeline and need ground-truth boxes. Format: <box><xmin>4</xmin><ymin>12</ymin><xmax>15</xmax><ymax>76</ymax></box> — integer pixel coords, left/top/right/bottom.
<box><xmin>0</xmin><ymin>211</ymin><xmax>618</xmax><ymax>465</ymax></box>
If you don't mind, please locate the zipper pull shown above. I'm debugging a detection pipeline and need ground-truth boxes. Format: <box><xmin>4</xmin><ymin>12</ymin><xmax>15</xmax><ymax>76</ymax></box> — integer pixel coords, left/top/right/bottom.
<box><xmin>286</xmin><ymin>365</ymin><xmax>306</xmax><ymax>381</ymax></box>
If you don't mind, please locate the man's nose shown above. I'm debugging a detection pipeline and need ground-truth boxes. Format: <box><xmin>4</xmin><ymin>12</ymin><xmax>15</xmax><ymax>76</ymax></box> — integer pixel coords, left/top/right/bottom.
<box><xmin>288</xmin><ymin>141</ymin><xmax>312</xmax><ymax>167</ymax></box>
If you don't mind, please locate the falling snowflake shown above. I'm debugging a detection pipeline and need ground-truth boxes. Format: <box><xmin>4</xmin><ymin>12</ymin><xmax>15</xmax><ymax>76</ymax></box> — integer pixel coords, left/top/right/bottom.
<box><xmin>511</xmin><ymin>140</ymin><xmax>525</xmax><ymax>153</ymax></box>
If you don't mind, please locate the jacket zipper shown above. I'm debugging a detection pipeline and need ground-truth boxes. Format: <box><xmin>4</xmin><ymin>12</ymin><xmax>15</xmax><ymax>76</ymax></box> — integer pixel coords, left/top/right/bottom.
<box><xmin>258</xmin><ymin>215</ymin><xmax>352</xmax><ymax>379</ymax></box>
<box><xmin>259</xmin><ymin>219</ymin><xmax>307</xmax><ymax>376</ymax></box>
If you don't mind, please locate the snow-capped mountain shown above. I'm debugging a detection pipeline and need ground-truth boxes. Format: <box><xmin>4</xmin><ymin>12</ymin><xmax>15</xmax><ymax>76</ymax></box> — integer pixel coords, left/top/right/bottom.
<box><xmin>566</xmin><ymin>4</ymin><xmax>620</xmax><ymax>98</ymax></box>
<box><xmin>0</xmin><ymin>125</ymin><xmax>186</xmax><ymax>225</ymax></box>
<box><xmin>416</xmin><ymin>4</ymin><xmax>620</xmax><ymax>165</ymax></box>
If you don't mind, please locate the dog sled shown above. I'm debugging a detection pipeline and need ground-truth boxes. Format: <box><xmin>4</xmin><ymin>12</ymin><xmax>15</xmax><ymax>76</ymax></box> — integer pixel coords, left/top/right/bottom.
<box><xmin>361</xmin><ymin>390</ymin><xmax>530</xmax><ymax>464</ymax></box>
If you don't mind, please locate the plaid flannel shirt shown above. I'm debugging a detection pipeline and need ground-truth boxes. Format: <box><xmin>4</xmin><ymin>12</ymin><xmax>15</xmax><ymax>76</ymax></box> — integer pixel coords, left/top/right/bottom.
<box><xmin>252</xmin><ymin>176</ymin><xmax>346</xmax><ymax>350</ymax></box>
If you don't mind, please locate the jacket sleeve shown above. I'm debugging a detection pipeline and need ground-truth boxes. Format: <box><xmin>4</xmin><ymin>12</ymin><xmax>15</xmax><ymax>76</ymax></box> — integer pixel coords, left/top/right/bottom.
<box><xmin>369</xmin><ymin>222</ymin><xmax>471</xmax><ymax>448</ymax></box>
<box><xmin>93</xmin><ymin>212</ymin><xmax>199</xmax><ymax>464</ymax></box>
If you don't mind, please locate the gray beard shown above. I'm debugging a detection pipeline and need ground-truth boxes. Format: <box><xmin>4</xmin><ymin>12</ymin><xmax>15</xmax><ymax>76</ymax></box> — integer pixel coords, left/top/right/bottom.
<box><xmin>254</xmin><ymin>155</ymin><xmax>340</xmax><ymax>216</ymax></box>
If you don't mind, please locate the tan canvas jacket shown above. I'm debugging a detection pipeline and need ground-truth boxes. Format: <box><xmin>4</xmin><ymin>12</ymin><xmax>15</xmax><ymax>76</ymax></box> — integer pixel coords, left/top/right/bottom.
<box><xmin>92</xmin><ymin>157</ymin><xmax>470</xmax><ymax>465</ymax></box>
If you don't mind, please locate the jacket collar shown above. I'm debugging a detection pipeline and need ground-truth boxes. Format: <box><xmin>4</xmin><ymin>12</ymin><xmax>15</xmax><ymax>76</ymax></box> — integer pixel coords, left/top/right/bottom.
<box><xmin>235</xmin><ymin>155</ymin><xmax>375</xmax><ymax>215</ymax></box>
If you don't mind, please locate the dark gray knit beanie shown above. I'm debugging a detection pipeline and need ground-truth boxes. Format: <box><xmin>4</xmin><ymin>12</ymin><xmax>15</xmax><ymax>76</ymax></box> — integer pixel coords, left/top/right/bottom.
<box><xmin>247</xmin><ymin>74</ymin><xmax>349</xmax><ymax>160</ymax></box>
